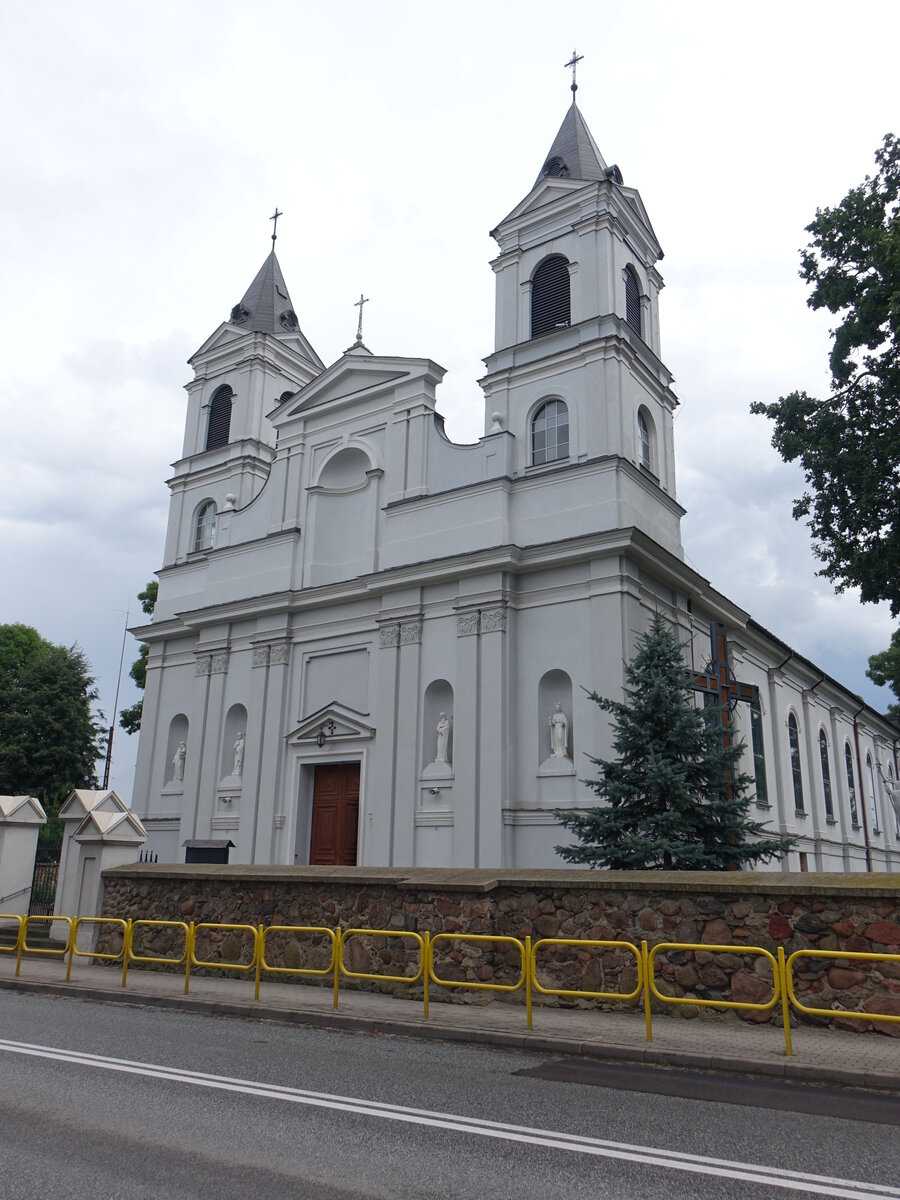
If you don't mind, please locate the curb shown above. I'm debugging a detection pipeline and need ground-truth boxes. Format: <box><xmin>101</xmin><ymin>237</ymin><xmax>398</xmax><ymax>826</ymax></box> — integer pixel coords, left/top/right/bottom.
<box><xmin>2</xmin><ymin>975</ymin><xmax>897</xmax><ymax>1094</ymax></box>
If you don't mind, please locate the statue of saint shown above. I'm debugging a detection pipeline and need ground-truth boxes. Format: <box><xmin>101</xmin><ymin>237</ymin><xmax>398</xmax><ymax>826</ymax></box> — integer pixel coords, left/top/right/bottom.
<box><xmin>883</xmin><ymin>775</ymin><xmax>900</xmax><ymax>826</ymax></box>
<box><xmin>435</xmin><ymin>713</ymin><xmax>451</xmax><ymax>764</ymax></box>
<box><xmin>172</xmin><ymin>741</ymin><xmax>186</xmax><ymax>782</ymax></box>
<box><xmin>549</xmin><ymin>704</ymin><xmax>568</xmax><ymax>758</ymax></box>
<box><xmin>232</xmin><ymin>731</ymin><xmax>245</xmax><ymax>777</ymax></box>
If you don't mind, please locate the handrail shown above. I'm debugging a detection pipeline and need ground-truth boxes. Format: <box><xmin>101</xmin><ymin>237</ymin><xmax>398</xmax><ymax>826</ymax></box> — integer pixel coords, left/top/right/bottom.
<box><xmin>785</xmin><ymin>948</ymin><xmax>900</xmax><ymax>1030</ymax></box>
<box><xmin>187</xmin><ymin>922</ymin><xmax>259</xmax><ymax>995</ymax></box>
<box><xmin>531</xmin><ymin>937</ymin><xmax>643</xmax><ymax>1003</ymax></box>
<box><xmin>0</xmin><ymin>914</ymin><xmax>24</xmax><ymax>955</ymax></box>
<box><xmin>256</xmin><ymin>924</ymin><xmax>338</xmax><ymax>1003</ymax></box>
<box><xmin>125</xmin><ymin>919</ymin><xmax>192</xmax><ymax>991</ymax></box>
<box><xmin>338</xmin><ymin>928</ymin><xmax>429</xmax><ymax>1018</ymax></box>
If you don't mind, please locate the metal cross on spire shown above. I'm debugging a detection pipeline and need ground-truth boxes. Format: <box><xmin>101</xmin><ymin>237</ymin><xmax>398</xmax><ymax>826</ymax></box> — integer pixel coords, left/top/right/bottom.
<box><xmin>270</xmin><ymin>207</ymin><xmax>283</xmax><ymax>246</ymax></box>
<box><xmin>565</xmin><ymin>49</ymin><xmax>584</xmax><ymax>98</ymax></box>
<box><xmin>354</xmin><ymin>293</ymin><xmax>369</xmax><ymax>345</ymax></box>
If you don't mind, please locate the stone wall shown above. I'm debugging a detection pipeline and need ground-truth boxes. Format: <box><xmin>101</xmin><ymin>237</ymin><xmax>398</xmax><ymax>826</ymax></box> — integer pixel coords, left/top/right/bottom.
<box><xmin>99</xmin><ymin>865</ymin><xmax>900</xmax><ymax>1034</ymax></box>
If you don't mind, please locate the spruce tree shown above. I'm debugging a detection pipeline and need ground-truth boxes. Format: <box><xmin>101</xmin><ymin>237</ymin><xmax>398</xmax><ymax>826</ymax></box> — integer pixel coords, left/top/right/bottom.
<box><xmin>556</xmin><ymin>615</ymin><xmax>795</xmax><ymax>870</ymax></box>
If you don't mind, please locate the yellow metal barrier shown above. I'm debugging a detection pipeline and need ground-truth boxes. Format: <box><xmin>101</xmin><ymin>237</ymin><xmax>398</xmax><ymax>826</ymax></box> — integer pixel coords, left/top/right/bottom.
<box><xmin>15</xmin><ymin>916</ymin><xmax>73</xmax><ymax>976</ymax></box>
<box><xmin>531</xmin><ymin>937</ymin><xmax>643</xmax><ymax>1005</ymax></box>
<box><xmin>430</xmin><ymin>933</ymin><xmax>531</xmax><ymax>1027</ymax></box>
<box><xmin>0</xmin><ymin>915</ymin><xmax>23</xmax><ymax>954</ymax></box>
<box><xmin>785</xmin><ymin>948</ymin><xmax>900</xmax><ymax>1034</ymax></box>
<box><xmin>125</xmin><ymin>919</ymin><xmax>192</xmax><ymax>992</ymax></box>
<box><xmin>66</xmin><ymin>917</ymin><xmax>129</xmax><ymax>981</ymax></box>
<box><xmin>256</xmin><ymin>924</ymin><xmax>338</xmax><ymax>1003</ymax></box>
<box><xmin>646</xmin><ymin>940</ymin><xmax>787</xmax><ymax>1053</ymax></box>
<box><xmin>188</xmin><ymin>922</ymin><xmax>259</xmax><ymax>995</ymax></box>
<box><xmin>338</xmin><ymin>927</ymin><xmax>429</xmax><ymax>1017</ymax></box>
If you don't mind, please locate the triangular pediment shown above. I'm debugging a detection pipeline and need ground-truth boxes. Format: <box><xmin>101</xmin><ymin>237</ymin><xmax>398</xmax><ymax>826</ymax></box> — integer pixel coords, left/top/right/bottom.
<box><xmin>189</xmin><ymin>321</ymin><xmax>324</xmax><ymax>372</ymax></box>
<box><xmin>272</xmin><ymin>354</ymin><xmax>443</xmax><ymax>424</ymax></box>
<box><xmin>287</xmin><ymin>702</ymin><xmax>375</xmax><ymax>745</ymax></box>
<box><xmin>58</xmin><ymin>789</ymin><xmax>128</xmax><ymax>821</ymax></box>
<box><xmin>0</xmin><ymin>795</ymin><xmax>47</xmax><ymax>825</ymax></box>
<box><xmin>492</xmin><ymin>176</ymin><xmax>594</xmax><ymax>234</ymax></box>
<box><xmin>73</xmin><ymin>808</ymin><xmax>147</xmax><ymax>844</ymax></box>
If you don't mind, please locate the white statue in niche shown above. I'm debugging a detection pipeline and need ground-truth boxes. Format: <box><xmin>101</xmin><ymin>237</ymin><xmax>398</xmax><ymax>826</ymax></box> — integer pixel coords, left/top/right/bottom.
<box><xmin>880</xmin><ymin>770</ymin><xmax>900</xmax><ymax>824</ymax></box>
<box><xmin>549</xmin><ymin>704</ymin><xmax>569</xmax><ymax>758</ymax></box>
<box><xmin>172</xmin><ymin>741</ymin><xmax>186</xmax><ymax>782</ymax></box>
<box><xmin>435</xmin><ymin>713</ymin><xmax>451</xmax><ymax>764</ymax></box>
<box><xmin>232</xmin><ymin>732</ymin><xmax>245</xmax><ymax>777</ymax></box>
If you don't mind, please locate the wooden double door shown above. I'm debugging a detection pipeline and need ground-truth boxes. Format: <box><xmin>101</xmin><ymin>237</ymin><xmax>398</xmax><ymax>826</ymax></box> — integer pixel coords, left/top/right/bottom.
<box><xmin>309</xmin><ymin>763</ymin><xmax>360</xmax><ymax>866</ymax></box>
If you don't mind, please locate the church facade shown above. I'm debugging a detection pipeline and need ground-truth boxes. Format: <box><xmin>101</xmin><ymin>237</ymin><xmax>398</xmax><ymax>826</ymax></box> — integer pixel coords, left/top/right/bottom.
<box><xmin>131</xmin><ymin>101</ymin><xmax>899</xmax><ymax>874</ymax></box>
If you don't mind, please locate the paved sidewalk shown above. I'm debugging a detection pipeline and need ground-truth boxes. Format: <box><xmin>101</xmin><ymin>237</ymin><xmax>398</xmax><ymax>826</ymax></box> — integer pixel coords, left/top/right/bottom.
<box><xmin>2</xmin><ymin>952</ymin><xmax>899</xmax><ymax>1092</ymax></box>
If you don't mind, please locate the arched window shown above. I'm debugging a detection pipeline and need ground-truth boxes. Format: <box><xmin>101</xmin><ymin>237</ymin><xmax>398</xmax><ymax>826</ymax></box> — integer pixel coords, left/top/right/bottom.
<box><xmin>844</xmin><ymin>743</ymin><xmax>859</xmax><ymax>827</ymax></box>
<box><xmin>637</xmin><ymin>409</ymin><xmax>652</xmax><ymax>470</ymax></box>
<box><xmin>531</xmin><ymin>400</ymin><xmax>569</xmax><ymax>465</ymax></box>
<box><xmin>788</xmin><ymin>712</ymin><xmax>804</xmax><ymax>813</ymax></box>
<box><xmin>818</xmin><ymin>730</ymin><xmax>834</xmax><ymax>820</ymax></box>
<box><xmin>193</xmin><ymin>500</ymin><xmax>217</xmax><ymax>552</ymax></box>
<box><xmin>749</xmin><ymin>690</ymin><xmax>768</xmax><ymax>805</ymax></box>
<box><xmin>205</xmin><ymin>385</ymin><xmax>233</xmax><ymax>451</ymax></box>
<box><xmin>530</xmin><ymin>256</ymin><xmax>571</xmax><ymax>338</ymax></box>
<box><xmin>866</xmin><ymin>753</ymin><xmax>880</xmax><ymax>832</ymax></box>
<box><xmin>624</xmin><ymin>265</ymin><xmax>642</xmax><ymax>336</ymax></box>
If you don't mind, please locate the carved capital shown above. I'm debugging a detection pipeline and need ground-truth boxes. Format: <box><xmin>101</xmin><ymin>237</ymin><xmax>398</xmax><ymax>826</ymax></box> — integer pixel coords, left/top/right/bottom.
<box><xmin>194</xmin><ymin>655</ymin><xmax>211</xmax><ymax>676</ymax></box>
<box><xmin>456</xmin><ymin>612</ymin><xmax>480</xmax><ymax>638</ymax></box>
<box><xmin>270</xmin><ymin>643</ymin><xmax>290</xmax><ymax>666</ymax></box>
<box><xmin>480</xmin><ymin>606</ymin><xmax>507</xmax><ymax>634</ymax></box>
<box><xmin>379</xmin><ymin>624</ymin><xmax>400</xmax><ymax>649</ymax></box>
<box><xmin>251</xmin><ymin>646</ymin><xmax>270</xmax><ymax>669</ymax></box>
<box><xmin>210</xmin><ymin>652</ymin><xmax>229</xmax><ymax>675</ymax></box>
<box><xmin>400</xmin><ymin>620</ymin><xmax>422</xmax><ymax>645</ymax></box>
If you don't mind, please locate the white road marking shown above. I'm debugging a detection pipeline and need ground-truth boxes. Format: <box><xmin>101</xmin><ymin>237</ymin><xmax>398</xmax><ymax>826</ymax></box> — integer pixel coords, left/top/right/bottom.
<box><xmin>0</xmin><ymin>1037</ymin><xmax>895</xmax><ymax>1199</ymax></box>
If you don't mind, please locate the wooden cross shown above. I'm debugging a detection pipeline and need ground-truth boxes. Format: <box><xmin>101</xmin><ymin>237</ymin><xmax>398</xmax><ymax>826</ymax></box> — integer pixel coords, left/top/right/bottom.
<box><xmin>565</xmin><ymin>49</ymin><xmax>584</xmax><ymax>96</ymax></box>
<box><xmin>354</xmin><ymin>293</ymin><xmax>369</xmax><ymax>344</ymax></box>
<box><xmin>270</xmin><ymin>207</ymin><xmax>283</xmax><ymax>245</ymax></box>
<box><xmin>687</xmin><ymin>622</ymin><xmax>758</xmax><ymax>752</ymax></box>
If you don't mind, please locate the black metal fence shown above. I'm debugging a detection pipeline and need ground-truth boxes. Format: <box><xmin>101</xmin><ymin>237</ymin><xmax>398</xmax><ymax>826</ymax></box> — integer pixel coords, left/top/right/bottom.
<box><xmin>28</xmin><ymin>862</ymin><xmax>59</xmax><ymax>916</ymax></box>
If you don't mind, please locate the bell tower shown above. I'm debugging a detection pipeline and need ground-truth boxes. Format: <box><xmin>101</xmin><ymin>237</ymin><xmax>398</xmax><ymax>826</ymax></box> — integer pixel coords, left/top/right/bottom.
<box><xmin>161</xmin><ymin>239</ymin><xmax>325</xmax><ymax>568</ymax></box>
<box><xmin>480</xmin><ymin>92</ymin><xmax>682</xmax><ymax>554</ymax></box>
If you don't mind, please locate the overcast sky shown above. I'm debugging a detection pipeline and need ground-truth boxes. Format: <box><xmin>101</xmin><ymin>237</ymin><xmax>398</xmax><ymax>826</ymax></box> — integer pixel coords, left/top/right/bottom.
<box><xmin>2</xmin><ymin>1</ymin><xmax>898</xmax><ymax>802</ymax></box>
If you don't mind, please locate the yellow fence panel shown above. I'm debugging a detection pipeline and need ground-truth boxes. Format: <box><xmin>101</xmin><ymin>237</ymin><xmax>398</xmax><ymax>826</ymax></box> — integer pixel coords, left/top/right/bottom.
<box><xmin>256</xmin><ymin>925</ymin><xmax>338</xmax><ymax>1002</ymax></box>
<box><xmin>66</xmin><ymin>917</ymin><xmax>129</xmax><ymax>981</ymax></box>
<box><xmin>429</xmin><ymin>933</ymin><xmax>531</xmax><ymax>1027</ymax></box>
<box><xmin>0</xmin><ymin>915</ymin><xmax>23</xmax><ymax>955</ymax></box>
<box><xmin>125</xmin><ymin>919</ymin><xmax>192</xmax><ymax>991</ymax></box>
<box><xmin>188</xmin><ymin>922</ymin><xmax>259</xmax><ymax>995</ymax></box>
<box><xmin>338</xmin><ymin>928</ymin><xmax>429</xmax><ymax>1017</ymax></box>
<box><xmin>786</xmin><ymin>948</ymin><xmax>900</xmax><ymax>1030</ymax></box>
<box><xmin>531</xmin><ymin>937</ymin><xmax>643</xmax><ymax>1003</ymax></box>
<box><xmin>16</xmin><ymin>916</ymin><xmax>73</xmax><ymax>976</ymax></box>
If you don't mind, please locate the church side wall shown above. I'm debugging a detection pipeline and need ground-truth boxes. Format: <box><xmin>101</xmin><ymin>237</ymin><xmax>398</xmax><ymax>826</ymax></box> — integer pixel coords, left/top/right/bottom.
<box><xmin>99</xmin><ymin>865</ymin><xmax>900</xmax><ymax>1033</ymax></box>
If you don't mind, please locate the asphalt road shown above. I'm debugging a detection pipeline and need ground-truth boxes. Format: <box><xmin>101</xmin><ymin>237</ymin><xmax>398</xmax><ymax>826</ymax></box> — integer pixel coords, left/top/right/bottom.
<box><xmin>0</xmin><ymin>990</ymin><xmax>898</xmax><ymax>1200</ymax></box>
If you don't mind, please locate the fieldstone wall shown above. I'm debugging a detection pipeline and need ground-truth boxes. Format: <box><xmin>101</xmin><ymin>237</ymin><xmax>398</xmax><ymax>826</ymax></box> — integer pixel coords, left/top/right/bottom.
<box><xmin>99</xmin><ymin>865</ymin><xmax>900</xmax><ymax>1035</ymax></box>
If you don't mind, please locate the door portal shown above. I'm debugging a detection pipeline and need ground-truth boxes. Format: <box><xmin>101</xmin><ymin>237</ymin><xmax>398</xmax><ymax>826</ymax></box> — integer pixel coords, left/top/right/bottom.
<box><xmin>309</xmin><ymin>763</ymin><xmax>360</xmax><ymax>866</ymax></box>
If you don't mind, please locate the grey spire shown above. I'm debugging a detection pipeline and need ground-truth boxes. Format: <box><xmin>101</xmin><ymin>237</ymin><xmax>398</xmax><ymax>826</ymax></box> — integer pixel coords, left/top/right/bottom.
<box><xmin>533</xmin><ymin>102</ymin><xmax>612</xmax><ymax>188</ymax></box>
<box><xmin>229</xmin><ymin>250</ymin><xmax>302</xmax><ymax>335</ymax></box>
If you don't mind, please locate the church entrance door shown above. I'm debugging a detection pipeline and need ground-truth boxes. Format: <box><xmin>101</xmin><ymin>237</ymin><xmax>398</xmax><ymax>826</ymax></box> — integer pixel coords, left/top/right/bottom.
<box><xmin>309</xmin><ymin>763</ymin><xmax>360</xmax><ymax>866</ymax></box>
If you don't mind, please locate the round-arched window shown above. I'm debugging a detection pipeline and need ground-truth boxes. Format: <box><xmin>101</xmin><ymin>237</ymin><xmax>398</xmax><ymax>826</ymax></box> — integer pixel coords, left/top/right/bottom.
<box><xmin>531</xmin><ymin>400</ymin><xmax>569</xmax><ymax>466</ymax></box>
<box><xmin>193</xmin><ymin>500</ymin><xmax>217</xmax><ymax>552</ymax></box>
<box><xmin>531</xmin><ymin>256</ymin><xmax>571</xmax><ymax>338</ymax></box>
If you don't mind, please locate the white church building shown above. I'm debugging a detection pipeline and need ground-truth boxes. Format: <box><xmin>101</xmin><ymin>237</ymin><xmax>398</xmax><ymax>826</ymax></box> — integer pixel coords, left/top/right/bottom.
<box><xmin>130</xmin><ymin>99</ymin><xmax>899</xmax><ymax>874</ymax></box>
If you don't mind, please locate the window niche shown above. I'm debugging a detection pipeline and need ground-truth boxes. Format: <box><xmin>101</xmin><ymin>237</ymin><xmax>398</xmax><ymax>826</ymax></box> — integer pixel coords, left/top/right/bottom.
<box><xmin>163</xmin><ymin>714</ymin><xmax>189</xmax><ymax>794</ymax></box>
<box><xmin>220</xmin><ymin>704</ymin><xmax>248</xmax><ymax>795</ymax></box>
<box><xmin>637</xmin><ymin>406</ymin><xmax>655</xmax><ymax>473</ymax></box>
<box><xmin>193</xmin><ymin>500</ymin><xmax>217</xmax><ymax>553</ymax></box>
<box><xmin>422</xmin><ymin>679</ymin><xmax>453</xmax><ymax>779</ymax></box>
<box><xmin>624</xmin><ymin>265</ymin><xmax>642</xmax><ymax>336</ymax></box>
<box><xmin>530</xmin><ymin>255</ymin><xmax>571</xmax><ymax>338</ymax></box>
<box><xmin>531</xmin><ymin>400</ymin><xmax>569</xmax><ymax>466</ymax></box>
<box><xmin>538</xmin><ymin>670</ymin><xmax>574</xmax><ymax>776</ymax></box>
<box><xmin>206</xmin><ymin>385</ymin><xmax>233</xmax><ymax>451</ymax></box>
<box><xmin>788</xmin><ymin>711</ymin><xmax>805</xmax><ymax>814</ymax></box>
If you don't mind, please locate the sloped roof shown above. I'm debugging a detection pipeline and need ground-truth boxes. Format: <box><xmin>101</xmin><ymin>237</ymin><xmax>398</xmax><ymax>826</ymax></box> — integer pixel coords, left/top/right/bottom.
<box><xmin>533</xmin><ymin>102</ymin><xmax>609</xmax><ymax>187</ymax></box>
<box><xmin>229</xmin><ymin>250</ymin><xmax>302</xmax><ymax>336</ymax></box>
<box><xmin>0</xmin><ymin>795</ymin><xmax>47</xmax><ymax>824</ymax></box>
<box><xmin>73</xmin><ymin>808</ymin><xmax>147</xmax><ymax>843</ymax></box>
<box><xmin>58</xmin><ymin>789</ymin><xmax>128</xmax><ymax>821</ymax></box>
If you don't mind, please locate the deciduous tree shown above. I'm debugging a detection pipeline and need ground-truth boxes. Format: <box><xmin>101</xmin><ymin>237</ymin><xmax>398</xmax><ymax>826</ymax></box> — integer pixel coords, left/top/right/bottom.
<box><xmin>118</xmin><ymin>580</ymin><xmax>157</xmax><ymax>735</ymax></box>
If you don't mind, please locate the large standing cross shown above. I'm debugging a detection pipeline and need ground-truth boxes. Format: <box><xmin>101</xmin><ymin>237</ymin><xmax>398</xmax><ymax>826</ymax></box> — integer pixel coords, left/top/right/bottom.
<box><xmin>354</xmin><ymin>293</ymin><xmax>369</xmax><ymax>345</ymax></box>
<box><xmin>270</xmin><ymin>207</ymin><xmax>283</xmax><ymax>246</ymax></box>
<box><xmin>687</xmin><ymin>622</ymin><xmax>758</xmax><ymax>752</ymax></box>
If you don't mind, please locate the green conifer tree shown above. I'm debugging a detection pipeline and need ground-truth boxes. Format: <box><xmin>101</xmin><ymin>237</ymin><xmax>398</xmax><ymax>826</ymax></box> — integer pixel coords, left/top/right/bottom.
<box><xmin>555</xmin><ymin>615</ymin><xmax>795</xmax><ymax>870</ymax></box>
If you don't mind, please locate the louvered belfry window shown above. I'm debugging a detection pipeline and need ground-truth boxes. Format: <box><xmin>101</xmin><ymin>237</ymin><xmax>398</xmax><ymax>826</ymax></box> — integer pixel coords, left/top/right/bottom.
<box><xmin>531</xmin><ymin>256</ymin><xmax>571</xmax><ymax>338</ymax></box>
<box><xmin>624</xmin><ymin>266</ymin><xmax>642</xmax><ymax>337</ymax></box>
<box><xmin>206</xmin><ymin>385</ymin><xmax>233</xmax><ymax>451</ymax></box>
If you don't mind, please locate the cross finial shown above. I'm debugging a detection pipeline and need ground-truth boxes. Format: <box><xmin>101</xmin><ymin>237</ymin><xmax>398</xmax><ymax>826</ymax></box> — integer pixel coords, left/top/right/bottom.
<box><xmin>354</xmin><ymin>293</ymin><xmax>369</xmax><ymax>345</ymax></box>
<box><xmin>565</xmin><ymin>49</ymin><xmax>584</xmax><ymax>98</ymax></box>
<box><xmin>270</xmin><ymin>207</ymin><xmax>283</xmax><ymax>246</ymax></box>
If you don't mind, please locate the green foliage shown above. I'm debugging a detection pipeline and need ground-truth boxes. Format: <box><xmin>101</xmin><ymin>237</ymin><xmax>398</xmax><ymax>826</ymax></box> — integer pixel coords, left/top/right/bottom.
<box><xmin>866</xmin><ymin>630</ymin><xmax>900</xmax><ymax>720</ymax></box>
<box><xmin>555</xmin><ymin>616</ymin><xmax>795</xmax><ymax>871</ymax></box>
<box><xmin>750</xmin><ymin>134</ymin><xmax>900</xmax><ymax>614</ymax></box>
<box><xmin>119</xmin><ymin>580</ymin><xmax>157</xmax><ymax>735</ymax></box>
<box><xmin>0</xmin><ymin>623</ymin><xmax>106</xmax><ymax>857</ymax></box>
